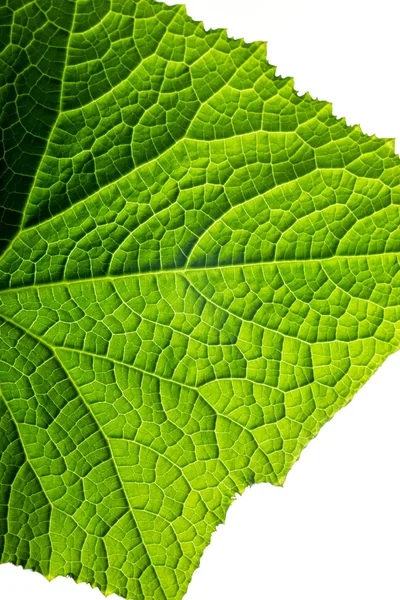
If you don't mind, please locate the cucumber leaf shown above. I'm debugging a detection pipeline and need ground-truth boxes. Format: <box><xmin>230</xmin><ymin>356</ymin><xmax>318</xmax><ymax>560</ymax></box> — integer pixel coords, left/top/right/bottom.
<box><xmin>1</xmin><ymin>1</ymin><xmax>400</xmax><ymax>598</ymax></box>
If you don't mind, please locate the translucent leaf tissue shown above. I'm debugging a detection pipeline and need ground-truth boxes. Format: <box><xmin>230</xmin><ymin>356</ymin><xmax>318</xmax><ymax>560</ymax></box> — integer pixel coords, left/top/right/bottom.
<box><xmin>1</xmin><ymin>1</ymin><xmax>400</xmax><ymax>598</ymax></box>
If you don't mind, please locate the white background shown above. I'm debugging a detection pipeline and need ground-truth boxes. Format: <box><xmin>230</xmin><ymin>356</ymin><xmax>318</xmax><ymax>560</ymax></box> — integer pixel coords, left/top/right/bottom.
<box><xmin>2</xmin><ymin>0</ymin><xmax>400</xmax><ymax>598</ymax></box>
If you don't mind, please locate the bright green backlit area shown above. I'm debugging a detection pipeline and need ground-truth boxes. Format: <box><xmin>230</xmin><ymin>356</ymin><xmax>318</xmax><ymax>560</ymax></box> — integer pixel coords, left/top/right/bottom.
<box><xmin>1</xmin><ymin>1</ymin><xmax>400</xmax><ymax>598</ymax></box>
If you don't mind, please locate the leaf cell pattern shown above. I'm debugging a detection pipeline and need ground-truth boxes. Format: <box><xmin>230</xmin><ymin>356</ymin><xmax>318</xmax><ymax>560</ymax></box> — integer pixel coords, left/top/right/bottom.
<box><xmin>1</xmin><ymin>1</ymin><xmax>400</xmax><ymax>598</ymax></box>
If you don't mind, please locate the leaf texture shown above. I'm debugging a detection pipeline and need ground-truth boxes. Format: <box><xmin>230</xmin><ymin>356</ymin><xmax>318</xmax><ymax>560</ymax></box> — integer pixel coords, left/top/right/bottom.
<box><xmin>1</xmin><ymin>0</ymin><xmax>400</xmax><ymax>598</ymax></box>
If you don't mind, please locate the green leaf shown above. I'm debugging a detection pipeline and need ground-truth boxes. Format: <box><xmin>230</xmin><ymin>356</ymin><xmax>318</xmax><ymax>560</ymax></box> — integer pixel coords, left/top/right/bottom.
<box><xmin>1</xmin><ymin>0</ymin><xmax>400</xmax><ymax>598</ymax></box>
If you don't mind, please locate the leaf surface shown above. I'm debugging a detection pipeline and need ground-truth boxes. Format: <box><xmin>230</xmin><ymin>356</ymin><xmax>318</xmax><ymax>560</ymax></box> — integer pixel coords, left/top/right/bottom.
<box><xmin>1</xmin><ymin>1</ymin><xmax>400</xmax><ymax>598</ymax></box>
